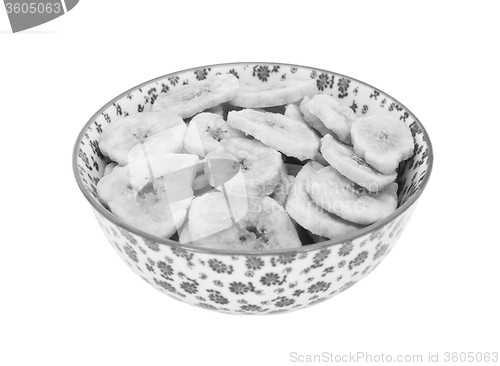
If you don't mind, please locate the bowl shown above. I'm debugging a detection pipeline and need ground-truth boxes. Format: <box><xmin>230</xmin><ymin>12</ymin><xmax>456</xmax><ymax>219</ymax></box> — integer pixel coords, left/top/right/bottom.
<box><xmin>73</xmin><ymin>62</ymin><xmax>433</xmax><ymax>314</ymax></box>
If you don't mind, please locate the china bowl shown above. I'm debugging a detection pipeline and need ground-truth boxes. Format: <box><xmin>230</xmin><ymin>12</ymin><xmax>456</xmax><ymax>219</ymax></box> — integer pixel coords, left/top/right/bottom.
<box><xmin>73</xmin><ymin>62</ymin><xmax>433</xmax><ymax>314</ymax></box>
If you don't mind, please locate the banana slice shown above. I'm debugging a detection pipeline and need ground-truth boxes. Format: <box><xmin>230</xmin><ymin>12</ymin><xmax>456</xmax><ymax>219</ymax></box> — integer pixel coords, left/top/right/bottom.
<box><xmin>351</xmin><ymin>115</ymin><xmax>415</xmax><ymax>174</ymax></box>
<box><xmin>227</xmin><ymin>109</ymin><xmax>320</xmax><ymax>160</ymax></box>
<box><xmin>103</xmin><ymin>162</ymin><xmax>118</xmax><ymax>176</ymax></box>
<box><xmin>285</xmin><ymin>162</ymin><xmax>362</xmax><ymax>239</ymax></box>
<box><xmin>306</xmin><ymin>166</ymin><xmax>398</xmax><ymax>225</ymax></box>
<box><xmin>321</xmin><ymin>134</ymin><xmax>397</xmax><ymax>192</ymax></box>
<box><xmin>299</xmin><ymin>96</ymin><xmax>332</xmax><ymax>137</ymax></box>
<box><xmin>306</xmin><ymin>94</ymin><xmax>356</xmax><ymax>143</ymax></box>
<box><xmin>152</xmin><ymin>74</ymin><xmax>240</xmax><ymax>119</ymax></box>
<box><xmin>187</xmin><ymin>191</ymin><xmax>301</xmax><ymax>251</ymax></box>
<box><xmin>184</xmin><ymin>112</ymin><xmax>244</xmax><ymax>157</ymax></box>
<box><xmin>229</xmin><ymin>79</ymin><xmax>317</xmax><ymax>108</ymax></box>
<box><xmin>205</xmin><ymin>138</ymin><xmax>283</xmax><ymax>198</ymax></box>
<box><xmin>99</xmin><ymin>112</ymin><xmax>187</xmax><ymax>166</ymax></box>
<box><xmin>97</xmin><ymin>153</ymin><xmax>199</xmax><ymax>238</ymax></box>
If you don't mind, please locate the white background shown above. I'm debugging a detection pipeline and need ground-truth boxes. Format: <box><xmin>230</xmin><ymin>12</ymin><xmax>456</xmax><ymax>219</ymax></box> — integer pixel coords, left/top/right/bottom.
<box><xmin>1</xmin><ymin>1</ymin><xmax>499</xmax><ymax>365</ymax></box>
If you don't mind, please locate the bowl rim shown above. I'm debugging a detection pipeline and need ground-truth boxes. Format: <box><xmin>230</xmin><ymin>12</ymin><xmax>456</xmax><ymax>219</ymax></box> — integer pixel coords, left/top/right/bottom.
<box><xmin>72</xmin><ymin>61</ymin><xmax>434</xmax><ymax>256</ymax></box>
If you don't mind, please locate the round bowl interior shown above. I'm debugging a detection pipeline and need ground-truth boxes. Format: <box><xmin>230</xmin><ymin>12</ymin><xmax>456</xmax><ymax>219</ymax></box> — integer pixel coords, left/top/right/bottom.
<box><xmin>73</xmin><ymin>62</ymin><xmax>433</xmax><ymax>314</ymax></box>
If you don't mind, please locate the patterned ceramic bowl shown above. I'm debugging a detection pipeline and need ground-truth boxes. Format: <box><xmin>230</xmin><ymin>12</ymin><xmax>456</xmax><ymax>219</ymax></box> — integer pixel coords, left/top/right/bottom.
<box><xmin>73</xmin><ymin>62</ymin><xmax>433</xmax><ymax>315</ymax></box>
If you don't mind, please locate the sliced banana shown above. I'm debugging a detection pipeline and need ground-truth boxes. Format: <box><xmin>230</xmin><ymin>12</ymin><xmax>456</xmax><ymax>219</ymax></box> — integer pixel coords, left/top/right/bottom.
<box><xmin>306</xmin><ymin>94</ymin><xmax>356</xmax><ymax>143</ymax></box>
<box><xmin>299</xmin><ymin>96</ymin><xmax>332</xmax><ymax>137</ymax></box>
<box><xmin>306</xmin><ymin>165</ymin><xmax>398</xmax><ymax>225</ymax></box>
<box><xmin>187</xmin><ymin>191</ymin><xmax>301</xmax><ymax>250</ymax></box>
<box><xmin>183</xmin><ymin>112</ymin><xmax>244</xmax><ymax>157</ymax></box>
<box><xmin>99</xmin><ymin>112</ymin><xmax>187</xmax><ymax>166</ymax></box>
<box><xmin>97</xmin><ymin>153</ymin><xmax>199</xmax><ymax>238</ymax></box>
<box><xmin>229</xmin><ymin>79</ymin><xmax>317</xmax><ymax>108</ymax></box>
<box><xmin>286</xmin><ymin>161</ymin><xmax>362</xmax><ymax>239</ymax></box>
<box><xmin>204</xmin><ymin>138</ymin><xmax>283</xmax><ymax>198</ymax></box>
<box><xmin>321</xmin><ymin>134</ymin><xmax>397</xmax><ymax>192</ymax></box>
<box><xmin>227</xmin><ymin>109</ymin><xmax>320</xmax><ymax>160</ymax></box>
<box><xmin>152</xmin><ymin>73</ymin><xmax>240</xmax><ymax>119</ymax></box>
<box><xmin>351</xmin><ymin>115</ymin><xmax>415</xmax><ymax>174</ymax></box>
<box><xmin>108</xmin><ymin>193</ymin><xmax>192</xmax><ymax>240</ymax></box>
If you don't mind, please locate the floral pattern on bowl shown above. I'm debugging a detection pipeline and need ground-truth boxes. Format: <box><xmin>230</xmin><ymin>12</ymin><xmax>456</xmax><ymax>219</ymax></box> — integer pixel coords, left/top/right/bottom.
<box><xmin>74</xmin><ymin>62</ymin><xmax>433</xmax><ymax>314</ymax></box>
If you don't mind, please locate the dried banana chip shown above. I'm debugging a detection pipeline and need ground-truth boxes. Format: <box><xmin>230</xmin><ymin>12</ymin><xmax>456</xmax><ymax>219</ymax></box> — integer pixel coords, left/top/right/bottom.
<box><xmin>285</xmin><ymin>161</ymin><xmax>362</xmax><ymax>239</ymax></box>
<box><xmin>306</xmin><ymin>94</ymin><xmax>356</xmax><ymax>143</ymax></box>
<box><xmin>187</xmin><ymin>191</ymin><xmax>301</xmax><ymax>250</ymax></box>
<box><xmin>152</xmin><ymin>74</ymin><xmax>239</xmax><ymax>119</ymax></box>
<box><xmin>299</xmin><ymin>96</ymin><xmax>332</xmax><ymax>137</ymax></box>
<box><xmin>229</xmin><ymin>79</ymin><xmax>317</xmax><ymax>108</ymax></box>
<box><xmin>184</xmin><ymin>112</ymin><xmax>244</xmax><ymax>157</ymax></box>
<box><xmin>351</xmin><ymin>115</ymin><xmax>414</xmax><ymax>174</ymax></box>
<box><xmin>99</xmin><ymin>112</ymin><xmax>186</xmax><ymax>166</ymax></box>
<box><xmin>306</xmin><ymin>166</ymin><xmax>398</xmax><ymax>225</ymax></box>
<box><xmin>205</xmin><ymin>138</ymin><xmax>283</xmax><ymax>198</ymax></box>
<box><xmin>227</xmin><ymin>109</ymin><xmax>319</xmax><ymax>160</ymax></box>
<box><xmin>321</xmin><ymin>134</ymin><xmax>396</xmax><ymax>192</ymax></box>
<box><xmin>96</xmin><ymin>153</ymin><xmax>199</xmax><ymax>238</ymax></box>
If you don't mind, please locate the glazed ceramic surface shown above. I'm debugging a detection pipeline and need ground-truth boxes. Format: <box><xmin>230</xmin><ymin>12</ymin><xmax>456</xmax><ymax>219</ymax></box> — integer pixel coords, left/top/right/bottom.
<box><xmin>74</xmin><ymin>63</ymin><xmax>433</xmax><ymax>314</ymax></box>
